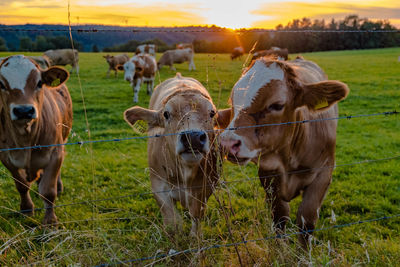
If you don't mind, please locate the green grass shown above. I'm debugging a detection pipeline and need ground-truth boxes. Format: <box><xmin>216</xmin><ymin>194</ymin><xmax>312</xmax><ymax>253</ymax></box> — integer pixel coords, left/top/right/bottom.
<box><xmin>0</xmin><ymin>48</ymin><xmax>399</xmax><ymax>266</ymax></box>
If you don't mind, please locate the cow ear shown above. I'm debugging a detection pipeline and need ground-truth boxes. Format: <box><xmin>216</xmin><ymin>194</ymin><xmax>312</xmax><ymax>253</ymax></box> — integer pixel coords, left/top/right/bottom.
<box><xmin>124</xmin><ymin>106</ymin><xmax>163</xmax><ymax>129</ymax></box>
<box><xmin>214</xmin><ymin>108</ymin><xmax>232</xmax><ymax>129</ymax></box>
<box><xmin>300</xmin><ymin>80</ymin><xmax>349</xmax><ymax>111</ymax></box>
<box><xmin>116</xmin><ymin>64</ymin><xmax>124</xmax><ymax>71</ymax></box>
<box><xmin>41</xmin><ymin>67</ymin><xmax>69</xmax><ymax>88</ymax></box>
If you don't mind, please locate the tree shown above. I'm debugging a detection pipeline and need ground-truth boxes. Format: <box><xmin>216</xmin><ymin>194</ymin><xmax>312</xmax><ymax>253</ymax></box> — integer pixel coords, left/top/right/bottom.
<box><xmin>19</xmin><ymin>37</ymin><xmax>33</xmax><ymax>52</ymax></box>
<box><xmin>0</xmin><ymin>37</ymin><xmax>7</xmax><ymax>51</ymax></box>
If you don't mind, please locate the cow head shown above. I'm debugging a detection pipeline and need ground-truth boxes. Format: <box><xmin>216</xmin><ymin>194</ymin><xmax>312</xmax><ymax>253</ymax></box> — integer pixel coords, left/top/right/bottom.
<box><xmin>103</xmin><ymin>54</ymin><xmax>114</xmax><ymax>64</ymax></box>
<box><xmin>124</xmin><ymin>88</ymin><xmax>218</xmax><ymax>164</ymax></box>
<box><xmin>123</xmin><ymin>58</ymin><xmax>144</xmax><ymax>83</ymax></box>
<box><xmin>0</xmin><ymin>55</ymin><xmax>69</xmax><ymax>134</ymax></box>
<box><xmin>219</xmin><ymin>57</ymin><xmax>349</xmax><ymax>165</ymax></box>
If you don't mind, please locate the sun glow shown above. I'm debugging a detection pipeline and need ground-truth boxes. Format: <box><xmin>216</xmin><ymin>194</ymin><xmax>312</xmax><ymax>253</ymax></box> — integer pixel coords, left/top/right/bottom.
<box><xmin>0</xmin><ymin>0</ymin><xmax>399</xmax><ymax>28</ymax></box>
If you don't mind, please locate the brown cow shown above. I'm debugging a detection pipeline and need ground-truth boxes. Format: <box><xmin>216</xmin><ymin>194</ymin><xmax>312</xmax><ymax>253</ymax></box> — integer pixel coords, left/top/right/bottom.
<box><xmin>218</xmin><ymin>56</ymin><xmax>349</xmax><ymax>246</ymax></box>
<box><xmin>135</xmin><ymin>44</ymin><xmax>157</xmax><ymax>57</ymax></box>
<box><xmin>124</xmin><ymin>73</ymin><xmax>219</xmax><ymax>235</ymax></box>
<box><xmin>121</xmin><ymin>54</ymin><xmax>157</xmax><ymax>103</ymax></box>
<box><xmin>252</xmin><ymin>48</ymin><xmax>289</xmax><ymax>61</ymax></box>
<box><xmin>44</xmin><ymin>49</ymin><xmax>79</xmax><ymax>74</ymax></box>
<box><xmin>231</xmin><ymin>47</ymin><xmax>244</xmax><ymax>60</ymax></box>
<box><xmin>0</xmin><ymin>55</ymin><xmax>73</xmax><ymax>225</ymax></box>
<box><xmin>103</xmin><ymin>54</ymin><xmax>129</xmax><ymax>78</ymax></box>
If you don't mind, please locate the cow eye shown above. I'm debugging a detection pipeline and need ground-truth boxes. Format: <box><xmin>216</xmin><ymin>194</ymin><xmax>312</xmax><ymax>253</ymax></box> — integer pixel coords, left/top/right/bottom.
<box><xmin>210</xmin><ymin>110</ymin><xmax>216</xmax><ymax>118</ymax></box>
<box><xmin>268</xmin><ymin>103</ymin><xmax>284</xmax><ymax>111</ymax></box>
<box><xmin>36</xmin><ymin>80</ymin><xmax>42</xmax><ymax>89</ymax></box>
<box><xmin>163</xmin><ymin>111</ymin><xmax>170</xmax><ymax>120</ymax></box>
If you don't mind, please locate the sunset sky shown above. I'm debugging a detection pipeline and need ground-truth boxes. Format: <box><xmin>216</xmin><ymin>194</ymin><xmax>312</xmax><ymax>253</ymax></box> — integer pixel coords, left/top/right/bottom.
<box><xmin>0</xmin><ymin>0</ymin><xmax>399</xmax><ymax>29</ymax></box>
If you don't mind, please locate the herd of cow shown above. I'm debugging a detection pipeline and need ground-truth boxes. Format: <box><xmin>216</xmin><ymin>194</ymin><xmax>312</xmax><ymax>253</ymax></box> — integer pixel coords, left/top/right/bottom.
<box><xmin>0</xmin><ymin>44</ymin><xmax>349</xmax><ymax>248</ymax></box>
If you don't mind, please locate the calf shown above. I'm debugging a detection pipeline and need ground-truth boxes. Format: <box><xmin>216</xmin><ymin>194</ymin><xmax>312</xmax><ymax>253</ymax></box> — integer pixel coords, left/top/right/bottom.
<box><xmin>0</xmin><ymin>55</ymin><xmax>72</xmax><ymax>225</ymax></box>
<box><xmin>124</xmin><ymin>73</ymin><xmax>219</xmax><ymax>235</ymax></box>
<box><xmin>252</xmin><ymin>48</ymin><xmax>289</xmax><ymax>61</ymax></box>
<box><xmin>44</xmin><ymin>49</ymin><xmax>79</xmax><ymax>74</ymax></box>
<box><xmin>218</xmin><ymin>56</ymin><xmax>349</xmax><ymax>246</ymax></box>
<box><xmin>231</xmin><ymin>47</ymin><xmax>244</xmax><ymax>60</ymax></box>
<box><xmin>103</xmin><ymin>54</ymin><xmax>129</xmax><ymax>78</ymax></box>
<box><xmin>157</xmin><ymin>48</ymin><xmax>195</xmax><ymax>71</ymax></box>
<box><xmin>122</xmin><ymin>54</ymin><xmax>157</xmax><ymax>103</ymax></box>
<box><xmin>135</xmin><ymin>44</ymin><xmax>157</xmax><ymax>57</ymax></box>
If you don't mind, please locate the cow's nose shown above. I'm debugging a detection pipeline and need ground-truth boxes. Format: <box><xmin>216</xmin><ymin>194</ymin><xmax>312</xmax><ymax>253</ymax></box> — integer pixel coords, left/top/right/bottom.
<box><xmin>221</xmin><ymin>139</ymin><xmax>241</xmax><ymax>156</ymax></box>
<box><xmin>180</xmin><ymin>130</ymin><xmax>207</xmax><ymax>151</ymax></box>
<box><xmin>13</xmin><ymin>106</ymin><xmax>36</xmax><ymax>120</ymax></box>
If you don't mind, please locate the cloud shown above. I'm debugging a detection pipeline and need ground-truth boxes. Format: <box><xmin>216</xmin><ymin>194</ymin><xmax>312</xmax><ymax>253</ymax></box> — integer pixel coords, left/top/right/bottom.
<box><xmin>251</xmin><ymin>1</ymin><xmax>400</xmax><ymax>28</ymax></box>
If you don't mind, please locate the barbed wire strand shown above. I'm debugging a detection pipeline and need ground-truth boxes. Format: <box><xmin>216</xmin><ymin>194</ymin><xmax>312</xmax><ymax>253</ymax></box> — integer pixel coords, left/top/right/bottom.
<box><xmin>0</xmin><ymin>110</ymin><xmax>397</xmax><ymax>153</ymax></box>
<box><xmin>1</xmin><ymin>27</ymin><xmax>400</xmax><ymax>34</ymax></box>
<box><xmin>94</xmin><ymin>213</ymin><xmax>400</xmax><ymax>266</ymax></box>
<box><xmin>1</xmin><ymin>154</ymin><xmax>398</xmax><ymax>216</ymax></box>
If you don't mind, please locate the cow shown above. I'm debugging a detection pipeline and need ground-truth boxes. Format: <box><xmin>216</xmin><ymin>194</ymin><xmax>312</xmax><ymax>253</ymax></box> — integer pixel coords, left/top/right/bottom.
<box><xmin>252</xmin><ymin>48</ymin><xmax>289</xmax><ymax>61</ymax></box>
<box><xmin>124</xmin><ymin>73</ymin><xmax>219</xmax><ymax>235</ymax></box>
<box><xmin>157</xmin><ymin>48</ymin><xmax>195</xmax><ymax>71</ymax></box>
<box><xmin>0</xmin><ymin>55</ymin><xmax>73</xmax><ymax>225</ymax></box>
<box><xmin>121</xmin><ymin>54</ymin><xmax>157</xmax><ymax>103</ymax></box>
<box><xmin>231</xmin><ymin>47</ymin><xmax>244</xmax><ymax>60</ymax></box>
<box><xmin>135</xmin><ymin>44</ymin><xmax>157</xmax><ymax>57</ymax></box>
<box><xmin>176</xmin><ymin>43</ymin><xmax>194</xmax><ymax>50</ymax></box>
<box><xmin>103</xmin><ymin>54</ymin><xmax>130</xmax><ymax>78</ymax></box>
<box><xmin>217</xmin><ymin>56</ymin><xmax>349</xmax><ymax>247</ymax></box>
<box><xmin>44</xmin><ymin>49</ymin><xmax>79</xmax><ymax>74</ymax></box>
<box><xmin>28</xmin><ymin>56</ymin><xmax>51</xmax><ymax>70</ymax></box>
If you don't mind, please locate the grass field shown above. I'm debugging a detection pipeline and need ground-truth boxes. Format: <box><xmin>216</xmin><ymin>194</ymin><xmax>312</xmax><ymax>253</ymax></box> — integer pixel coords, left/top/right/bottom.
<box><xmin>0</xmin><ymin>48</ymin><xmax>399</xmax><ymax>266</ymax></box>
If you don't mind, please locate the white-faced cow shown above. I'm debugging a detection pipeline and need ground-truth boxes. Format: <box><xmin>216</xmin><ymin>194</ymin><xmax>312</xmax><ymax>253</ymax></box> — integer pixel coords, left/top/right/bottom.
<box><xmin>122</xmin><ymin>54</ymin><xmax>157</xmax><ymax>103</ymax></box>
<box><xmin>135</xmin><ymin>44</ymin><xmax>157</xmax><ymax>57</ymax></box>
<box><xmin>103</xmin><ymin>54</ymin><xmax>129</xmax><ymax>78</ymax></box>
<box><xmin>0</xmin><ymin>55</ymin><xmax>73</xmax><ymax>225</ymax></box>
<box><xmin>231</xmin><ymin>47</ymin><xmax>245</xmax><ymax>60</ymax></box>
<box><xmin>44</xmin><ymin>49</ymin><xmax>79</xmax><ymax>74</ymax></box>
<box><xmin>218</xmin><ymin>56</ymin><xmax>349</xmax><ymax>246</ymax></box>
<box><xmin>157</xmin><ymin>48</ymin><xmax>195</xmax><ymax>71</ymax></box>
<box><xmin>124</xmin><ymin>73</ymin><xmax>220</xmax><ymax>235</ymax></box>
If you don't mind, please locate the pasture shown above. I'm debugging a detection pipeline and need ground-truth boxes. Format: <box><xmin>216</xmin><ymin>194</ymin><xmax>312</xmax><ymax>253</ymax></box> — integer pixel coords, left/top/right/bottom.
<box><xmin>0</xmin><ymin>48</ymin><xmax>399</xmax><ymax>266</ymax></box>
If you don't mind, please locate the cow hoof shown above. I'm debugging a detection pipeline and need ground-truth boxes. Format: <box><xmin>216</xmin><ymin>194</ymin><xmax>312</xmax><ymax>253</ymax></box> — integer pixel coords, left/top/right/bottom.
<box><xmin>43</xmin><ymin>214</ymin><xmax>58</xmax><ymax>226</ymax></box>
<box><xmin>20</xmin><ymin>202</ymin><xmax>34</xmax><ymax>216</ymax></box>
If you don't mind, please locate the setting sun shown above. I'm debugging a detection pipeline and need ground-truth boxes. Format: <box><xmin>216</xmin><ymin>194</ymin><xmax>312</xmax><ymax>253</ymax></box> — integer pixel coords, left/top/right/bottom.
<box><xmin>0</xmin><ymin>0</ymin><xmax>399</xmax><ymax>28</ymax></box>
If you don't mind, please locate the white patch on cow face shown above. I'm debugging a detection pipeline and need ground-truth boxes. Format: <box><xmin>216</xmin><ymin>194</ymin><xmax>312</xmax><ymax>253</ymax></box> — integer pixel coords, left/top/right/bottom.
<box><xmin>0</xmin><ymin>55</ymin><xmax>38</xmax><ymax>93</ymax></box>
<box><xmin>123</xmin><ymin>61</ymin><xmax>135</xmax><ymax>82</ymax></box>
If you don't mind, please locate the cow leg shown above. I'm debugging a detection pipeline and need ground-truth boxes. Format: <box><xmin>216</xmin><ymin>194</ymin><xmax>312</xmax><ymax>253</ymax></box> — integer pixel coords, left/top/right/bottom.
<box><xmin>296</xmin><ymin>170</ymin><xmax>332</xmax><ymax>248</ymax></box>
<box><xmin>153</xmin><ymin>189</ymin><xmax>182</xmax><ymax>234</ymax></box>
<box><xmin>106</xmin><ymin>68</ymin><xmax>110</xmax><ymax>78</ymax></box>
<box><xmin>187</xmin><ymin>191</ymin><xmax>205</xmax><ymax>236</ymax></box>
<box><xmin>11</xmin><ymin>168</ymin><xmax>34</xmax><ymax>216</ymax></box>
<box><xmin>170</xmin><ymin>65</ymin><xmax>176</xmax><ymax>71</ymax></box>
<box><xmin>114</xmin><ymin>69</ymin><xmax>117</xmax><ymax>78</ymax></box>
<box><xmin>259</xmin><ymin>170</ymin><xmax>290</xmax><ymax>232</ymax></box>
<box><xmin>57</xmin><ymin>173</ymin><xmax>63</xmax><ymax>196</ymax></box>
<box><xmin>189</xmin><ymin>59</ymin><xmax>196</xmax><ymax>71</ymax></box>
<box><xmin>132</xmin><ymin>79</ymin><xmax>141</xmax><ymax>103</ymax></box>
<box><xmin>39</xmin><ymin>150</ymin><xmax>64</xmax><ymax>225</ymax></box>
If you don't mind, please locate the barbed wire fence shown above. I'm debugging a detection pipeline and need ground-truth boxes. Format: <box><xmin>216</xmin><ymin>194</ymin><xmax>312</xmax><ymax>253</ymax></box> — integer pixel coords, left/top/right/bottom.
<box><xmin>0</xmin><ymin>13</ymin><xmax>399</xmax><ymax>266</ymax></box>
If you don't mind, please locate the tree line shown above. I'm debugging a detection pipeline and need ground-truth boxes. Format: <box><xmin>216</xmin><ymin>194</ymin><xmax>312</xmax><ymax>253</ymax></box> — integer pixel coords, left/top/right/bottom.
<box><xmin>0</xmin><ymin>15</ymin><xmax>398</xmax><ymax>53</ymax></box>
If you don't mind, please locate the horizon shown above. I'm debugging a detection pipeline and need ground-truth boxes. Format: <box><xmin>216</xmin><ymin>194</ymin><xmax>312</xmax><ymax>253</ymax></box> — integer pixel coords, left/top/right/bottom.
<box><xmin>0</xmin><ymin>0</ymin><xmax>399</xmax><ymax>30</ymax></box>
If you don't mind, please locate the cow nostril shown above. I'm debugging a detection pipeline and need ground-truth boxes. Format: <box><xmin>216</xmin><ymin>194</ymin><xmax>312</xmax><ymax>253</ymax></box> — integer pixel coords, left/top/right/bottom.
<box><xmin>199</xmin><ymin>133</ymin><xmax>207</xmax><ymax>144</ymax></box>
<box><xmin>233</xmin><ymin>140</ymin><xmax>241</xmax><ymax>149</ymax></box>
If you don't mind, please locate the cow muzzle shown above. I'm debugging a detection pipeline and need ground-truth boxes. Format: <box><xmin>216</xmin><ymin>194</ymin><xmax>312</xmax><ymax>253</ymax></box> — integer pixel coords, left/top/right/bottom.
<box><xmin>177</xmin><ymin>130</ymin><xmax>209</xmax><ymax>163</ymax></box>
<box><xmin>220</xmin><ymin>137</ymin><xmax>251</xmax><ymax>165</ymax></box>
<box><xmin>11</xmin><ymin>104</ymin><xmax>37</xmax><ymax>121</ymax></box>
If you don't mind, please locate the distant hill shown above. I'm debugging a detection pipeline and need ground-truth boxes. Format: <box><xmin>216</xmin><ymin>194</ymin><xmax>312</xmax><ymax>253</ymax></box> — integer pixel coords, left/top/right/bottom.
<box><xmin>0</xmin><ymin>24</ymin><xmax>231</xmax><ymax>52</ymax></box>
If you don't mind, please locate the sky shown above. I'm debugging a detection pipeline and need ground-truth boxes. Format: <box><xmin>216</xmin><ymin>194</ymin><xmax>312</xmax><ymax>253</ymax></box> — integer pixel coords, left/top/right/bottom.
<box><xmin>0</xmin><ymin>0</ymin><xmax>399</xmax><ymax>29</ymax></box>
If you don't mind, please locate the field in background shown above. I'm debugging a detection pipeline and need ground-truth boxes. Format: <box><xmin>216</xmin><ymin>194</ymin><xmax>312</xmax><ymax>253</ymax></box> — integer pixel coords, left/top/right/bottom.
<box><xmin>0</xmin><ymin>48</ymin><xmax>399</xmax><ymax>266</ymax></box>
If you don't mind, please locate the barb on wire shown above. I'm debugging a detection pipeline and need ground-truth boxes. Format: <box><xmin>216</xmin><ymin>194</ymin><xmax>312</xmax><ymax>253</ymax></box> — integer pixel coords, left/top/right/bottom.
<box><xmin>1</xmin><ymin>154</ymin><xmax>398</xmax><ymax>216</ymax></box>
<box><xmin>94</xmin><ymin>213</ymin><xmax>400</xmax><ymax>266</ymax></box>
<box><xmin>0</xmin><ymin>110</ymin><xmax>397</xmax><ymax>153</ymax></box>
<box><xmin>0</xmin><ymin>27</ymin><xmax>400</xmax><ymax>34</ymax></box>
